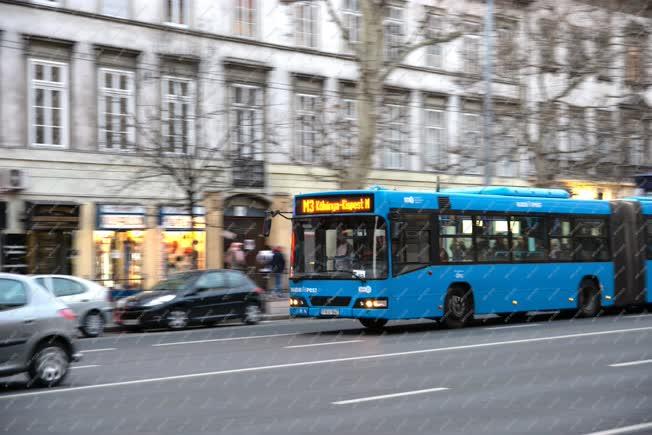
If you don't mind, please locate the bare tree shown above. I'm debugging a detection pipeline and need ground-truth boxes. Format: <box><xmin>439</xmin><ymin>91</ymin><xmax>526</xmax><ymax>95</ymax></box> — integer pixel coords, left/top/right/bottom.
<box><xmin>284</xmin><ymin>0</ymin><xmax>462</xmax><ymax>189</ymax></box>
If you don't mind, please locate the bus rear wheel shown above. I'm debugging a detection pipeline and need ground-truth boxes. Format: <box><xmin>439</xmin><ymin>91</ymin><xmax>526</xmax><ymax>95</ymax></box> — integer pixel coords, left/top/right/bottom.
<box><xmin>578</xmin><ymin>280</ymin><xmax>601</xmax><ymax>318</ymax></box>
<box><xmin>444</xmin><ymin>286</ymin><xmax>474</xmax><ymax>329</ymax></box>
<box><xmin>359</xmin><ymin>318</ymin><xmax>387</xmax><ymax>331</ymax></box>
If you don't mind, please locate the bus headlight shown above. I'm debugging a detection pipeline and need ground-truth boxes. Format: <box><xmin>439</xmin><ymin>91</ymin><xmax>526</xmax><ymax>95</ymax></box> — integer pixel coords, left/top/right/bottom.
<box><xmin>289</xmin><ymin>297</ymin><xmax>307</xmax><ymax>307</ymax></box>
<box><xmin>356</xmin><ymin>298</ymin><xmax>388</xmax><ymax>309</ymax></box>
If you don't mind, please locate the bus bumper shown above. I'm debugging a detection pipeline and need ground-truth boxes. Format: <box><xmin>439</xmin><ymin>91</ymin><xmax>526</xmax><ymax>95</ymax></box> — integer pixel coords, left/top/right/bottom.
<box><xmin>290</xmin><ymin>307</ymin><xmax>387</xmax><ymax>319</ymax></box>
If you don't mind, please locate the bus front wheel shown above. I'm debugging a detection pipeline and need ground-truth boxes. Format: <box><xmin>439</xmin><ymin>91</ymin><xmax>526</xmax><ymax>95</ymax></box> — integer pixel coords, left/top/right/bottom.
<box><xmin>359</xmin><ymin>318</ymin><xmax>387</xmax><ymax>331</ymax></box>
<box><xmin>444</xmin><ymin>286</ymin><xmax>474</xmax><ymax>329</ymax></box>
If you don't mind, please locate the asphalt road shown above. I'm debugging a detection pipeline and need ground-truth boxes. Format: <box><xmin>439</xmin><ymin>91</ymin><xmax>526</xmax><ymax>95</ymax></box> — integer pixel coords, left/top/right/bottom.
<box><xmin>1</xmin><ymin>312</ymin><xmax>651</xmax><ymax>435</ymax></box>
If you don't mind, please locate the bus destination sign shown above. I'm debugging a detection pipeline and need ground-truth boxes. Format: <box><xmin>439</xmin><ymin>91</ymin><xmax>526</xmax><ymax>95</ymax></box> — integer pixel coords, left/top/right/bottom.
<box><xmin>297</xmin><ymin>195</ymin><xmax>374</xmax><ymax>215</ymax></box>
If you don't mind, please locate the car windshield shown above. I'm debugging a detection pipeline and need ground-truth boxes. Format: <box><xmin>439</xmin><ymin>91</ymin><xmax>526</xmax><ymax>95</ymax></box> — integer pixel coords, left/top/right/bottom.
<box><xmin>149</xmin><ymin>272</ymin><xmax>198</xmax><ymax>292</ymax></box>
<box><xmin>292</xmin><ymin>216</ymin><xmax>388</xmax><ymax>279</ymax></box>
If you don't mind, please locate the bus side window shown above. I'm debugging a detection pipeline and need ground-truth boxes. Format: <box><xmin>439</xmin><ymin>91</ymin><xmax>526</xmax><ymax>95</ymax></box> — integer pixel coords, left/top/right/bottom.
<box><xmin>548</xmin><ymin>217</ymin><xmax>573</xmax><ymax>261</ymax></box>
<box><xmin>391</xmin><ymin>214</ymin><xmax>432</xmax><ymax>275</ymax></box>
<box><xmin>439</xmin><ymin>215</ymin><xmax>474</xmax><ymax>263</ymax></box>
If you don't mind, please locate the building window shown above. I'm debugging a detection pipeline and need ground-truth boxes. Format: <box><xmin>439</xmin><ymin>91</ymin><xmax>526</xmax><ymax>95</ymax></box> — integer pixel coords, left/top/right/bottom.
<box><xmin>384</xmin><ymin>4</ymin><xmax>404</xmax><ymax>61</ymax></box>
<box><xmin>230</xmin><ymin>84</ymin><xmax>263</xmax><ymax>160</ymax></box>
<box><xmin>495</xmin><ymin>116</ymin><xmax>518</xmax><ymax>177</ymax></box>
<box><xmin>295</xmin><ymin>2</ymin><xmax>318</xmax><ymax>48</ymax></box>
<box><xmin>165</xmin><ymin>0</ymin><xmax>188</xmax><ymax>27</ymax></box>
<box><xmin>463</xmin><ymin>22</ymin><xmax>481</xmax><ymax>75</ymax></box>
<box><xmin>383</xmin><ymin>104</ymin><xmax>408</xmax><ymax>169</ymax></box>
<box><xmin>338</xmin><ymin>98</ymin><xmax>357</xmax><ymax>160</ymax></box>
<box><xmin>568</xmin><ymin>26</ymin><xmax>590</xmax><ymax>77</ymax></box>
<box><xmin>235</xmin><ymin>0</ymin><xmax>257</xmax><ymax>38</ymax></box>
<box><xmin>426</xmin><ymin>14</ymin><xmax>443</xmax><ymax>68</ymax></box>
<box><xmin>295</xmin><ymin>93</ymin><xmax>320</xmax><ymax>163</ymax></box>
<box><xmin>29</xmin><ymin>59</ymin><xmax>68</xmax><ymax>148</ymax></box>
<box><xmin>496</xmin><ymin>20</ymin><xmax>517</xmax><ymax>77</ymax></box>
<box><xmin>595</xmin><ymin>110</ymin><xmax>612</xmax><ymax>158</ymax></box>
<box><xmin>102</xmin><ymin>0</ymin><xmax>129</xmax><ymax>18</ymax></box>
<box><xmin>625</xmin><ymin>44</ymin><xmax>645</xmax><ymax>86</ymax></box>
<box><xmin>567</xmin><ymin>107</ymin><xmax>586</xmax><ymax>163</ymax></box>
<box><xmin>161</xmin><ymin>76</ymin><xmax>195</xmax><ymax>154</ymax></box>
<box><xmin>461</xmin><ymin>112</ymin><xmax>481</xmax><ymax>174</ymax></box>
<box><xmin>624</xmin><ymin>116</ymin><xmax>645</xmax><ymax>166</ymax></box>
<box><xmin>538</xmin><ymin>18</ymin><xmax>558</xmax><ymax>71</ymax></box>
<box><xmin>424</xmin><ymin>108</ymin><xmax>445</xmax><ymax>168</ymax></box>
<box><xmin>98</xmin><ymin>68</ymin><xmax>135</xmax><ymax>151</ymax></box>
<box><xmin>342</xmin><ymin>0</ymin><xmax>361</xmax><ymax>46</ymax></box>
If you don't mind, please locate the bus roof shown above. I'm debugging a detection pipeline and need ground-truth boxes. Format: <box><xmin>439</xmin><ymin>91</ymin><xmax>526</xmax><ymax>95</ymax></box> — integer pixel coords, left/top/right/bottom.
<box><xmin>294</xmin><ymin>186</ymin><xmax>611</xmax><ymax>215</ymax></box>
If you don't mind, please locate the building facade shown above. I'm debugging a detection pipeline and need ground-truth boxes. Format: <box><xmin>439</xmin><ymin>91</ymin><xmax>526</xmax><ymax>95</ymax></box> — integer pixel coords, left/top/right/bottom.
<box><xmin>0</xmin><ymin>0</ymin><xmax>650</xmax><ymax>288</ymax></box>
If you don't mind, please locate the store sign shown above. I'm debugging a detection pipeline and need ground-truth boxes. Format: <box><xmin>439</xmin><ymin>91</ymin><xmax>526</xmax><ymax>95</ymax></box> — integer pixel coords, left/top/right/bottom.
<box><xmin>160</xmin><ymin>206</ymin><xmax>206</xmax><ymax>230</ymax></box>
<box><xmin>296</xmin><ymin>195</ymin><xmax>374</xmax><ymax>215</ymax></box>
<box><xmin>26</xmin><ymin>202</ymin><xmax>80</xmax><ymax>231</ymax></box>
<box><xmin>99</xmin><ymin>214</ymin><xmax>146</xmax><ymax>230</ymax></box>
<box><xmin>97</xmin><ymin>204</ymin><xmax>146</xmax><ymax>230</ymax></box>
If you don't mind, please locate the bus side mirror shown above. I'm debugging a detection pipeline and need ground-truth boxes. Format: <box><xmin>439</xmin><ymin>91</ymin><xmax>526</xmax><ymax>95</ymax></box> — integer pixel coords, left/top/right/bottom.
<box><xmin>263</xmin><ymin>213</ymin><xmax>273</xmax><ymax>237</ymax></box>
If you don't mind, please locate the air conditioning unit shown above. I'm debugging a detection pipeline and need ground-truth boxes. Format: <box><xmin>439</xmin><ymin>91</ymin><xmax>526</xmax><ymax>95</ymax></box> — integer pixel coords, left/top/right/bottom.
<box><xmin>0</xmin><ymin>168</ymin><xmax>29</xmax><ymax>191</ymax></box>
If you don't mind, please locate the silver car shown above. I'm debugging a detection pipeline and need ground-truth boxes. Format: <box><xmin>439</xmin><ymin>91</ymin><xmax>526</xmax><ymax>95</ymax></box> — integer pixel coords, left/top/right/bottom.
<box><xmin>33</xmin><ymin>275</ymin><xmax>112</xmax><ymax>337</ymax></box>
<box><xmin>0</xmin><ymin>273</ymin><xmax>82</xmax><ymax>387</ymax></box>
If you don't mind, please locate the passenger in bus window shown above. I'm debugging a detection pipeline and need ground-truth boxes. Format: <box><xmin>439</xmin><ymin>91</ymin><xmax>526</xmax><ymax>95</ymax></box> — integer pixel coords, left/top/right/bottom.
<box><xmin>550</xmin><ymin>239</ymin><xmax>561</xmax><ymax>260</ymax></box>
<box><xmin>451</xmin><ymin>239</ymin><xmax>467</xmax><ymax>261</ymax></box>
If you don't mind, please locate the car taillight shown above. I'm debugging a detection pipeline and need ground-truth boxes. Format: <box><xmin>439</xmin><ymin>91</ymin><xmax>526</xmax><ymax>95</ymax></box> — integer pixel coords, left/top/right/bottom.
<box><xmin>254</xmin><ymin>287</ymin><xmax>264</xmax><ymax>294</ymax></box>
<box><xmin>58</xmin><ymin>308</ymin><xmax>77</xmax><ymax>321</ymax></box>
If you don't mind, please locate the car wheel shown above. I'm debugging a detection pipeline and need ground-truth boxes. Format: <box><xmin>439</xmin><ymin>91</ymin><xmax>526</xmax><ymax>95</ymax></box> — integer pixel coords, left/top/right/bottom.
<box><xmin>359</xmin><ymin>318</ymin><xmax>388</xmax><ymax>331</ymax></box>
<box><xmin>81</xmin><ymin>312</ymin><xmax>105</xmax><ymax>338</ymax></box>
<box><xmin>578</xmin><ymin>280</ymin><xmax>601</xmax><ymax>318</ymax></box>
<box><xmin>28</xmin><ymin>343</ymin><xmax>70</xmax><ymax>388</ymax></box>
<box><xmin>243</xmin><ymin>303</ymin><xmax>261</xmax><ymax>325</ymax></box>
<box><xmin>166</xmin><ymin>309</ymin><xmax>189</xmax><ymax>330</ymax></box>
<box><xmin>443</xmin><ymin>286</ymin><xmax>474</xmax><ymax>329</ymax></box>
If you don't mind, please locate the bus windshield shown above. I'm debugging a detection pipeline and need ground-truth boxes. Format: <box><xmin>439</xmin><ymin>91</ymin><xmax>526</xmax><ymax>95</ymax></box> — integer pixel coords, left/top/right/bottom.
<box><xmin>292</xmin><ymin>216</ymin><xmax>388</xmax><ymax>280</ymax></box>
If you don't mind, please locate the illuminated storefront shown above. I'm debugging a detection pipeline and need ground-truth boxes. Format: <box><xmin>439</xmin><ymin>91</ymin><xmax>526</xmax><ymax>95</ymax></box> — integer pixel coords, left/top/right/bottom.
<box><xmin>160</xmin><ymin>206</ymin><xmax>206</xmax><ymax>276</ymax></box>
<box><xmin>93</xmin><ymin>205</ymin><xmax>146</xmax><ymax>290</ymax></box>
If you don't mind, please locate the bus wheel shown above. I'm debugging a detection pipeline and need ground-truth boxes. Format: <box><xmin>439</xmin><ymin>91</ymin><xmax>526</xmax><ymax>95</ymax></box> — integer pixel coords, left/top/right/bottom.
<box><xmin>359</xmin><ymin>318</ymin><xmax>387</xmax><ymax>331</ymax></box>
<box><xmin>444</xmin><ymin>286</ymin><xmax>474</xmax><ymax>329</ymax></box>
<box><xmin>578</xmin><ymin>280</ymin><xmax>601</xmax><ymax>318</ymax></box>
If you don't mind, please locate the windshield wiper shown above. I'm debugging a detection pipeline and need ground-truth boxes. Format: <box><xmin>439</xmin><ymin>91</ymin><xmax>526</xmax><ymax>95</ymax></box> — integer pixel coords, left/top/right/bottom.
<box><xmin>337</xmin><ymin>270</ymin><xmax>367</xmax><ymax>282</ymax></box>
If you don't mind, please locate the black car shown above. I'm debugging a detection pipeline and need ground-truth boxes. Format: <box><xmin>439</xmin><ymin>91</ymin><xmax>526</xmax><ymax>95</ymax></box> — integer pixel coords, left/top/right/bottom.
<box><xmin>114</xmin><ymin>270</ymin><xmax>264</xmax><ymax>331</ymax></box>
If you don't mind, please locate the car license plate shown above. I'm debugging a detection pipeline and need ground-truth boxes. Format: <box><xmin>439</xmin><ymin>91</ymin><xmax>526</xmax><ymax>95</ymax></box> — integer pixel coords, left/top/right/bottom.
<box><xmin>320</xmin><ymin>308</ymin><xmax>339</xmax><ymax>316</ymax></box>
<box><xmin>121</xmin><ymin>319</ymin><xmax>140</xmax><ymax>325</ymax></box>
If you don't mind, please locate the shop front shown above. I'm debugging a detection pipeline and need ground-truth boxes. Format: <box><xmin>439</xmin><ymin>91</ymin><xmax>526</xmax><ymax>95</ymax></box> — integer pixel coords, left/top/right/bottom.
<box><xmin>25</xmin><ymin>202</ymin><xmax>79</xmax><ymax>275</ymax></box>
<box><xmin>160</xmin><ymin>206</ymin><xmax>206</xmax><ymax>276</ymax></box>
<box><xmin>93</xmin><ymin>205</ymin><xmax>146</xmax><ymax>296</ymax></box>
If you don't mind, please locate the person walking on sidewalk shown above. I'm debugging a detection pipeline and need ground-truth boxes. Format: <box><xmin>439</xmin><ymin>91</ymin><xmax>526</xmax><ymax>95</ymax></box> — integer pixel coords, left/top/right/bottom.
<box><xmin>270</xmin><ymin>246</ymin><xmax>286</xmax><ymax>298</ymax></box>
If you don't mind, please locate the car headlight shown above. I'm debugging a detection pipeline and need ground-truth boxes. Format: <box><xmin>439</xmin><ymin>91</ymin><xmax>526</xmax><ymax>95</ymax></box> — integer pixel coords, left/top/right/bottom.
<box><xmin>115</xmin><ymin>298</ymin><xmax>127</xmax><ymax>308</ymax></box>
<box><xmin>143</xmin><ymin>295</ymin><xmax>176</xmax><ymax>307</ymax></box>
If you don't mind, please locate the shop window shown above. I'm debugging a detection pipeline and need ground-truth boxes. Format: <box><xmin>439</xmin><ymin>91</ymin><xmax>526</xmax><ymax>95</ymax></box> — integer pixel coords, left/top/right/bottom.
<box><xmin>572</xmin><ymin>218</ymin><xmax>610</xmax><ymax>261</ymax></box>
<box><xmin>475</xmin><ymin>216</ymin><xmax>510</xmax><ymax>262</ymax></box>
<box><xmin>52</xmin><ymin>278</ymin><xmax>86</xmax><ymax>297</ymax></box>
<box><xmin>94</xmin><ymin>230</ymin><xmax>144</xmax><ymax>289</ymax></box>
<box><xmin>510</xmin><ymin>216</ymin><xmax>546</xmax><ymax>261</ymax></box>
<box><xmin>439</xmin><ymin>215</ymin><xmax>474</xmax><ymax>262</ymax></box>
<box><xmin>391</xmin><ymin>213</ymin><xmax>432</xmax><ymax>275</ymax></box>
<box><xmin>163</xmin><ymin>232</ymin><xmax>205</xmax><ymax>276</ymax></box>
<box><xmin>0</xmin><ymin>279</ymin><xmax>27</xmax><ymax>310</ymax></box>
<box><xmin>549</xmin><ymin>217</ymin><xmax>573</xmax><ymax>261</ymax></box>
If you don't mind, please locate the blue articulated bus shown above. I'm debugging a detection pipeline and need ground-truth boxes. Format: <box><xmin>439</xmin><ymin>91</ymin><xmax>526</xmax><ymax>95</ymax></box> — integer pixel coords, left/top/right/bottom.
<box><xmin>285</xmin><ymin>186</ymin><xmax>649</xmax><ymax>330</ymax></box>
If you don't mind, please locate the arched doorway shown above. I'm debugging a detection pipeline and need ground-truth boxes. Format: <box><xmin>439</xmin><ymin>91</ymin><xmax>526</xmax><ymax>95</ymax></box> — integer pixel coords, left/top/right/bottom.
<box><xmin>223</xmin><ymin>195</ymin><xmax>270</xmax><ymax>287</ymax></box>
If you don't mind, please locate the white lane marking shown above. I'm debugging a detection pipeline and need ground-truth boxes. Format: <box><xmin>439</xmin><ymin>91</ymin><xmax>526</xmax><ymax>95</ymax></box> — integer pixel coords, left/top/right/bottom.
<box><xmin>285</xmin><ymin>340</ymin><xmax>363</xmax><ymax>349</ymax></box>
<box><xmin>152</xmin><ymin>333</ymin><xmax>297</xmax><ymax>347</ymax></box>
<box><xmin>71</xmin><ymin>365</ymin><xmax>101</xmax><ymax>370</ymax></box>
<box><xmin>332</xmin><ymin>387</ymin><xmax>449</xmax><ymax>405</ymax></box>
<box><xmin>584</xmin><ymin>422</ymin><xmax>652</xmax><ymax>435</ymax></box>
<box><xmin>2</xmin><ymin>325</ymin><xmax>651</xmax><ymax>401</ymax></box>
<box><xmin>483</xmin><ymin>324</ymin><xmax>540</xmax><ymax>330</ymax></box>
<box><xmin>80</xmin><ymin>348</ymin><xmax>116</xmax><ymax>353</ymax></box>
<box><xmin>609</xmin><ymin>359</ymin><xmax>652</xmax><ymax>368</ymax></box>
<box><xmin>625</xmin><ymin>314</ymin><xmax>652</xmax><ymax>319</ymax></box>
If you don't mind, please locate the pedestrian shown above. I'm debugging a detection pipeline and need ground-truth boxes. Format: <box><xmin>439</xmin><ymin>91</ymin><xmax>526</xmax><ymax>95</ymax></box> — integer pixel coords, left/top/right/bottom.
<box><xmin>225</xmin><ymin>242</ymin><xmax>246</xmax><ymax>271</ymax></box>
<box><xmin>189</xmin><ymin>240</ymin><xmax>199</xmax><ymax>270</ymax></box>
<box><xmin>270</xmin><ymin>246</ymin><xmax>286</xmax><ymax>297</ymax></box>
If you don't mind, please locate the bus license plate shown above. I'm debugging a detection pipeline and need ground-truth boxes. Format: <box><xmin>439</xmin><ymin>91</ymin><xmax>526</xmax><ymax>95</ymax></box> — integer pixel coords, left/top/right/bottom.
<box><xmin>320</xmin><ymin>308</ymin><xmax>339</xmax><ymax>316</ymax></box>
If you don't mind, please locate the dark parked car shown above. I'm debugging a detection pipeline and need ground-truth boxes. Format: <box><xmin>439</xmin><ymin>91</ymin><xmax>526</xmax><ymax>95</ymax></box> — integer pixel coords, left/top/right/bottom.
<box><xmin>114</xmin><ymin>270</ymin><xmax>264</xmax><ymax>331</ymax></box>
<box><xmin>0</xmin><ymin>273</ymin><xmax>82</xmax><ymax>387</ymax></box>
